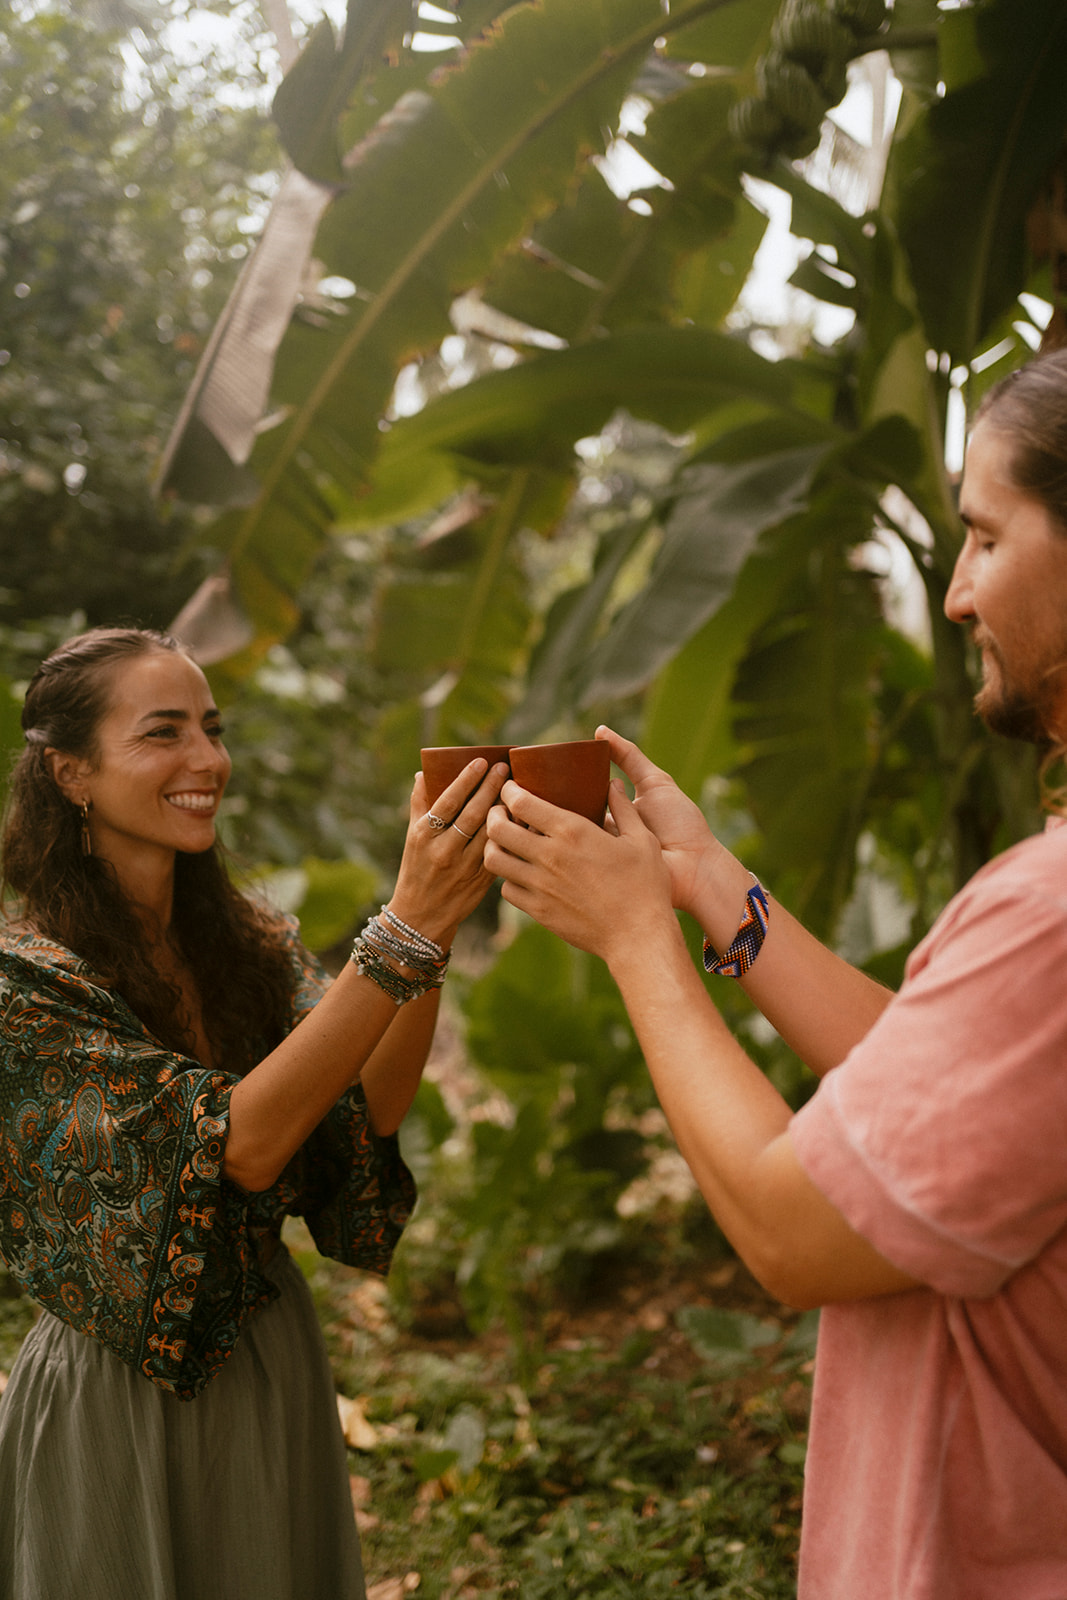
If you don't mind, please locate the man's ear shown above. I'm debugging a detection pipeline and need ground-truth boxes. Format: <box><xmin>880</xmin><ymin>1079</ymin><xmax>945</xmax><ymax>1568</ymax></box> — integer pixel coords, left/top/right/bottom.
<box><xmin>45</xmin><ymin>748</ymin><xmax>93</xmax><ymax>805</ymax></box>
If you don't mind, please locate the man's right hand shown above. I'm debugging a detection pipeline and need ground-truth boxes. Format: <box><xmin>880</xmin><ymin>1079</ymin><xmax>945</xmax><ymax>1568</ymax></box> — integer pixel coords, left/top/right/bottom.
<box><xmin>594</xmin><ymin>726</ymin><xmax>748</xmax><ymax>925</ymax></box>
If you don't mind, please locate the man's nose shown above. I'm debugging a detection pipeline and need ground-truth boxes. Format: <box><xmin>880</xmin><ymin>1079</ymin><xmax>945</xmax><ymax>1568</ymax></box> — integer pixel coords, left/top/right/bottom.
<box><xmin>944</xmin><ymin>540</ymin><xmax>974</xmax><ymax>623</ymax></box>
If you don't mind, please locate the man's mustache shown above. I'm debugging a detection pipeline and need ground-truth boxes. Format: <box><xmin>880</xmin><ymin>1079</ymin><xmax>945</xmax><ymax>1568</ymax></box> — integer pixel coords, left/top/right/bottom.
<box><xmin>969</xmin><ymin>624</ymin><xmax>998</xmax><ymax>660</ymax></box>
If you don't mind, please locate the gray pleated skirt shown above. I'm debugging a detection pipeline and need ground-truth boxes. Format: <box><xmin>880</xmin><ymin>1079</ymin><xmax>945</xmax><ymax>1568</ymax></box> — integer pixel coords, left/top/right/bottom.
<box><xmin>0</xmin><ymin>1246</ymin><xmax>367</xmax><ymax>1600</ymax></box>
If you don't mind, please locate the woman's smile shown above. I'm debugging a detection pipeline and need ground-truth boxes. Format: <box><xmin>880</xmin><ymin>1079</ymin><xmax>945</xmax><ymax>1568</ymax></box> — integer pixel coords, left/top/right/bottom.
<box><xmin>165</xmin><ymin>790</ymin><xmax>221</xmax><ymax>813</ymax></box>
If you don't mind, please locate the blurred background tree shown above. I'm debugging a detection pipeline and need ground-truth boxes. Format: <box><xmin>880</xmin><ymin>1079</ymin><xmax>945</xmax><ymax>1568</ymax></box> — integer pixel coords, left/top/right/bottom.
<box><xmin>0</xmin><ymin>0</ymin><xmax>279</xmax><ymax>636</ymax></box>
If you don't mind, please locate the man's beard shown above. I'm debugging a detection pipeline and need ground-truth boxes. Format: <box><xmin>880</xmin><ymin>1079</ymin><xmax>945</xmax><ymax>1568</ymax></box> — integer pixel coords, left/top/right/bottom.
<box><xmin>973</xmin><ymin>634</ymin><xmax>1061</xmax><ymax>746</ymax></box>
<box><xmin>976</xmin><ymin>679</ymin><xmax>1051</xmax><ymax>744</ymax></box>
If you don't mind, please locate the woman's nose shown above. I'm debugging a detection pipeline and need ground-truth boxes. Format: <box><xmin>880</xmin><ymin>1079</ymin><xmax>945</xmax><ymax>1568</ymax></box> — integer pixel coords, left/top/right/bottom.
<box><xmin>192</xmin><ymin>731</ymin><xmax>230</xmax><ymax>774</ymax></box>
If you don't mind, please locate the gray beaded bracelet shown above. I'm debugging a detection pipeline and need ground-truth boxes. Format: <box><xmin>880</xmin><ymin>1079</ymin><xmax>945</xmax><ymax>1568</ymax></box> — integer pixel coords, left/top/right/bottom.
<box><xmin>350</xmin><ymin>939</ymin><xmax>418</xmax><ymax>1006</ymax></box>
<box><xmin>350</xmin><ymin>910</ymin><xmax>450</xmax><ymax>1005</ymax></box>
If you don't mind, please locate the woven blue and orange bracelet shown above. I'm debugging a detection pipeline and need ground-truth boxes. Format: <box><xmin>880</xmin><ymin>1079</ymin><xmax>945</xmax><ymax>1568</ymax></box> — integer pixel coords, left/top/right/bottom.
<box><xmin>703</xmin><ymin>880</ymin><xmax>770</xmax><ymax>977</ymax></box>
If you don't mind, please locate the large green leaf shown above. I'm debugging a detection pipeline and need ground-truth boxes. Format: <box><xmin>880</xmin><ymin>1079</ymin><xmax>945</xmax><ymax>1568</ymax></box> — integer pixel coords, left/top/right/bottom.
<box><xmin>164</xmin><ymin>0</ymin><xmax>749</xmax><ymax>671</ymax></box>
<box><xmin>505</xmin><ymin>506</ymin><xmax>658</xmax><ymax>741</ymax></box>
<box><xmin>641</xmin><ymin>507</ymin><xmax>813</xmax><ymax>794</ymax></box>
<box><xmin>156</xmin><ymin>167</ymin><xmax>338</xmax><ymax>505</ymax></box>
<box><xmin>580</xmin><ymin>442</ymin><xmax>830</xmax><ymax>701</ymax></box>
<box><xmin>660</xmin><ymin>0</ymin><xmax>778</xmax><ymax>68</ymax></box>
<box><xmin>639</xmin><ymin>403</ymin><xmax>928</xmax><ymax>792</ymax></box>
<box><xmin>891</xmin><ymin>0</ymin><xmax>1067</xmax><ymax>359</ymax></box>
<box><xmin>477</xmin><ymin>69</ymin><xmax>769</xmax><ymax>343</ymax></box>
<box><xmin>464</xmin><ymin>920</ymin><xmax>644</xmax><ymax>1109</ymax></box>
<box><xmin>345</xmin><ymin>328</ymin><xmax>818</xmax><ymax>742</ymax></box>
<box><xmin>273</xmin><ymin>0</ymin><xmax>417</xmax><ymax>182</ymax></box>
<box><xmin>730</xmin><ymin>506</ymin><xmax>896</xmax><ymax>932</ymax></box>
<box><xmin>157</xmin><ymin>3</ymin><xmax>420</xmax><ymax>506</ymax></box>
<box><xmin>370</xmin><ymin>474</ymin><xmax>538</xmax><ymax>759</ymax></box>
<box><xmin>373</xmin><ymin>323</ymin><xmax>799</xmax><ymax>472</ymax></box>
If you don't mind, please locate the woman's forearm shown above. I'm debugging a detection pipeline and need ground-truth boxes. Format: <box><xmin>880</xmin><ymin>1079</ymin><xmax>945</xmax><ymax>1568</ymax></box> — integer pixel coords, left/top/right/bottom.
<box><xmin>360</xmin><ymin>987</ymin><xmax>441</xmax><ymax>1135</ymax></box>
<box><xmin>223</xmin><ymin>759</ymin><xmax>506</xmax><ymax>1192</ymax></box>
<box><xmin>223</xmin><ymin>959</ymin><xmax>403</xmax><ymax>1192</ymax></box>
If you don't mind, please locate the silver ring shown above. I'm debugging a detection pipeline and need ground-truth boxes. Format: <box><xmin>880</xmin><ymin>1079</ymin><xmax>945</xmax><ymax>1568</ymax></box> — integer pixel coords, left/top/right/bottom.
<box><xmin>425</xmin><ymin>811</ymin><xmax>450</xmax><ymax>831</ymax></box>
<box><xmin>453</xmin><ymin>823</ymin><xmax>474</xmax><ymax>840</ymax></box>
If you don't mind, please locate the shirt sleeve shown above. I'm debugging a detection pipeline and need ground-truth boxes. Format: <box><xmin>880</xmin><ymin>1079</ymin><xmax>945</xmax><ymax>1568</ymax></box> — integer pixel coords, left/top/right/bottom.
<box><xmin>0</xmin><ymin>948</ymin><xmax>274</xmax><ymax>1399</ymax></box>
<box><xmin>790</xmin><ymin>865</ymin><xmax>1067</xmax><ymax>1298</ymax></box>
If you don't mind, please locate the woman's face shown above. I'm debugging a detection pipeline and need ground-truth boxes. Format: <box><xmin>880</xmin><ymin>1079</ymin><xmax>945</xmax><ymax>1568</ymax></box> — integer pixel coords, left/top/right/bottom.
<box><xmin>70</xmin><ymin>649</ymin><xmax>232</xmax><ymax>878</ymax></box>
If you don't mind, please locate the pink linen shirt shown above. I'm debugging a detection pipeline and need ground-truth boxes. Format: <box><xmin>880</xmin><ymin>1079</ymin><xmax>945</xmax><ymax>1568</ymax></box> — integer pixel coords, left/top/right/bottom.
<box><xmin>790</xmin><ymin>820</ymin><xmax>1067</xmax><ymax>1600</ymax></box>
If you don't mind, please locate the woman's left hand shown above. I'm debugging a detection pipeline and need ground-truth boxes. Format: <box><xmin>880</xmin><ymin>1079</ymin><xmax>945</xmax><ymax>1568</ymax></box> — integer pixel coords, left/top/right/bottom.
<box><xmin>388</xmin><ymin>759</ymin><xmax>509</xmax><ymax>945</ymax></box>
<box><xmin>484</xmin><ymin>777</ymin><xmax>676</xmax><ymax>966</ymax></box>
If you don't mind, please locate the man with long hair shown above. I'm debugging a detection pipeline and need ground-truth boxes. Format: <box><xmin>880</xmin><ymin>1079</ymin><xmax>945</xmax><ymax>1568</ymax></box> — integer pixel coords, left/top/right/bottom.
<box><xmin>486</xmin><ymin>348</ymin><xmax>1067</xmax><ymax>1598</ymax></box>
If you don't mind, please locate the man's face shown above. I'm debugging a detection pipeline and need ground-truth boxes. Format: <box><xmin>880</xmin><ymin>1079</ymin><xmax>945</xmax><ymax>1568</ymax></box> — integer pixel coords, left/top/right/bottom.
<box><xmin>946</xmin><ymin>421</ymin><xmax>1067</xmax><ymax>744</ymax></box>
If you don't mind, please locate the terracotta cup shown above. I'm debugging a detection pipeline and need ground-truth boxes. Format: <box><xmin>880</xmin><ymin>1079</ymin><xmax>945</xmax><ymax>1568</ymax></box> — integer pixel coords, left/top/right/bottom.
<box><xmin>508</xmin><ymin>739</ymin><xmax>611</xmax><ymax>826</ymax></box>
<box><xmin>420</xmin><ymin>745</ymin><xmax>512</xmax><ymax>809</ymax></box>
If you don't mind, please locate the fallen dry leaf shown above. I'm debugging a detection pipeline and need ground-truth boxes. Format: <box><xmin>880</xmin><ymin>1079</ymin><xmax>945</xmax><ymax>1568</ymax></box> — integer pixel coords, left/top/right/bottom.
<box><xmin>336</xmin><ymin>1392</ymin><xmax>378</xmax><ymax>1450</ymax></box>
<box><xmin>366</xmin><ymin>1576</ymin><xmax>420</xmax><ymax>1599</ymax></box>
<box><xmin>346</xmin><ymin>1277</ymin><xmax>392</xmax><ymax>1332</ymax></box>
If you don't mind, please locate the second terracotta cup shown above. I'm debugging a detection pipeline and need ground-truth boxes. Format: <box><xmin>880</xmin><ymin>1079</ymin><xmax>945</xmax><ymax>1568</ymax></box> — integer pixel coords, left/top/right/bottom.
<box><xmin>421</xmin><ymin>745</ymin><xmax>512</xmax><ymax>808</ymax></box>
<box><xmin>508</xmin><ymin>739</ymin><xmax>611</xmax><ymax>826</ymax></box>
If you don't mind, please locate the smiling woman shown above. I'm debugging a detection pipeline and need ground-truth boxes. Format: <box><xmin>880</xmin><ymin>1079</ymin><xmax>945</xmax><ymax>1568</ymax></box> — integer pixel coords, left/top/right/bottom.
<box><xmin>47</xmin><ymin>650</ymin><xmax>233</xmax><ymax>909</ymax></box>
<box><xmin>0</xmin><ymin>626</ymin><xmax>508</xmax><ymax>1600</ymax></box>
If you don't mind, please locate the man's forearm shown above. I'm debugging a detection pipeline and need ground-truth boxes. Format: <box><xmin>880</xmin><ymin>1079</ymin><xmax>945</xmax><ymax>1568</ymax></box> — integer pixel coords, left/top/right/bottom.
<box><xmin>687</xmin><ymin>853</ymin><xmax>893</xmax><ymax>1077</ymax></box>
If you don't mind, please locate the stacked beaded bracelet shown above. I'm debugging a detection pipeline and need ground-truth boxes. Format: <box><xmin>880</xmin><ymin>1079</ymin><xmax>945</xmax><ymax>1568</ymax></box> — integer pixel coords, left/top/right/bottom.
<box><xmin>702</xmin><ymin>879</ymin><xmax>770</xmax><ymax>978</ymax></box>
<box><xmin>350</xmin><ymin>907</ymin><xmax>450</xmax><ymax>1005</ymax></box>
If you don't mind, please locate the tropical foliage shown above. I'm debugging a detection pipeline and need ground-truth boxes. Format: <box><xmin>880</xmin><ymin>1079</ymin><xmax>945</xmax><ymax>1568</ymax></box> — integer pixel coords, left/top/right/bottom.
<box><xmin>148</xmin><ymin>0</ymin><xmax>1067</xmax><ymax>1333</ymax></box>
<box><xmin>6</xmin><ymin>0</ymin><xmax>1067</xmax><ymax>1349</ymax></box>
<box><xmin>162</xmin><ymin>0</ymin><xmax>1066</xmax><ymax>956</ymax></box>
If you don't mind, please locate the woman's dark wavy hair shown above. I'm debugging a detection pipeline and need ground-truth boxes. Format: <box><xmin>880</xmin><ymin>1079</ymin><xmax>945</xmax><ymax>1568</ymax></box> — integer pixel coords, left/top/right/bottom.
<box><xmin>1</xmin><ymin>626</ymin><xmax>294</xmax><ymax>1071</ymax></box>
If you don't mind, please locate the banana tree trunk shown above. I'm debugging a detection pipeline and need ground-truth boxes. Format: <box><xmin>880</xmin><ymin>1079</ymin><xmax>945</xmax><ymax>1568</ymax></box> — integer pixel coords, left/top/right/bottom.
<box><xmin>261</xmin><ymin>0</ymin><xmax>298</xmax><ymax>72</ymax></box>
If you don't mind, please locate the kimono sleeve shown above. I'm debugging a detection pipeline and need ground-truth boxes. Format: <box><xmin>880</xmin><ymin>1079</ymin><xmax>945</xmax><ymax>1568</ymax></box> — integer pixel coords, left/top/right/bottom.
<box><xmin>295</xmin><ymin>1083</ymin><xmax>416</xmax><ymax>1272</ymax></box>
<box><xmin>0</xmin><ymin>951</ymin><xmax>274</xmax><ymax>1399</ymax></box>
<box><xmin>277</xmin><ymin>925</ymin><xmax>417</xmax><ymax>1273</ymax></box>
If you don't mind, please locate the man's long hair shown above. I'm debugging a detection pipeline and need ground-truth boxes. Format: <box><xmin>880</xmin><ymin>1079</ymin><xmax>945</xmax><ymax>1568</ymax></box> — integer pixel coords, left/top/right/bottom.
<box><xmin>977</xmin><ymin>348</ymin><xmax>1067</xmax><ymax>532</ymax></box>
<box><xmin>2</xmin><ymin>627</ymin><xmax>295</xmax><ymax>1071</ymax></box>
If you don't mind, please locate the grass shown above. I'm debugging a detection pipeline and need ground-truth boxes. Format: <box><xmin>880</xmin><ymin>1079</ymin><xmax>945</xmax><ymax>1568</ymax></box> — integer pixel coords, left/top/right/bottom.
<box><xmin>297</xmin><ymin>1215</ymin><xmax>813</xmax><ymax>1599</ymax></box>
<box><xmin>0</xmin><ymin>1218</ymin><xmax>812</xmax><ymax>1599</ymax></box>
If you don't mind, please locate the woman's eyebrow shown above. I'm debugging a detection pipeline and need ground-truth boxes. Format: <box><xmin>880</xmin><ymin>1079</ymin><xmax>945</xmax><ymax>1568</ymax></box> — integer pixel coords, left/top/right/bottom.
<box><xmin>137</xmin><ymin>707</ymin><xmax>221</xmax><ymax>723</ymax></box>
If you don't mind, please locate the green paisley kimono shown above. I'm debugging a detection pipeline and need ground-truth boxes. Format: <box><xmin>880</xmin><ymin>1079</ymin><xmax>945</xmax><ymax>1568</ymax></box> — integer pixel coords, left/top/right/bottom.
<box><xmin>0</xmin><ymin>926</ymin><xmax>414</xmax><ymax>1398</ymax></box>
<box><xmin>0</xmin><ymin>925</ymin><xmax>415</xmax><ymax>1600</ymax></box>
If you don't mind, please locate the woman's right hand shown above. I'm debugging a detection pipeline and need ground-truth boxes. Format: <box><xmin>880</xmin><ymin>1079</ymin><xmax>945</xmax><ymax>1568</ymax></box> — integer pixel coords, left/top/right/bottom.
<box><xmin>387</xmin><ymin>758</ymin><xmax>509</xmax><ymax>947</ymax></box>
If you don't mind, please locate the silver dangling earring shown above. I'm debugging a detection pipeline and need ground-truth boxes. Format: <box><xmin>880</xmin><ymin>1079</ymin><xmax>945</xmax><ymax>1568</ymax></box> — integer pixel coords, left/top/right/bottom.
<box><xmin>78</xmin><ymin>798</ymin><xmax>92</xmax><ymax>857</ymax></box>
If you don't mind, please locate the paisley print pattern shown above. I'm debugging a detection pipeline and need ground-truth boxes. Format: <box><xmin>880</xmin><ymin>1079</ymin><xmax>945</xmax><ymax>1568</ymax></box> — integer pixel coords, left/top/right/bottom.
<box><xmin>0</xmin><ymin>927</ymin><xmax>415</xmax><ymax>1400</ymax></box>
